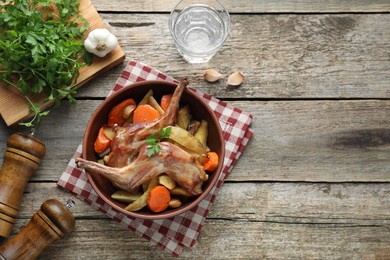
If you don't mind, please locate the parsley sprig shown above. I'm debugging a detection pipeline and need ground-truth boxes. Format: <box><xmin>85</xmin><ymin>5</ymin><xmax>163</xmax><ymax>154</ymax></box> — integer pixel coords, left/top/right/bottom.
<box><xmin>0</xmin><ymin>0</ymin><xmax>92</xmax><ymax>128</ymax></box>
<box><xmin>146</xmin><ymin>127</ymin><xmax>172</xmax><ymax>157</ymax></box>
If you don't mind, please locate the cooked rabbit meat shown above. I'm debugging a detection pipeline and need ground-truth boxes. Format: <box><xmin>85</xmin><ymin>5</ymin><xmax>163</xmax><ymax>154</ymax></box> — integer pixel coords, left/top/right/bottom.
<box><xmin>105</xmin><ymin>78</ymin><xmax>188</xmax><ymax>167</ymax></box>
<box><xmin>76</xmin><ymin>142</ymin><xmax>207</xmax><ymax>196</ymax></box>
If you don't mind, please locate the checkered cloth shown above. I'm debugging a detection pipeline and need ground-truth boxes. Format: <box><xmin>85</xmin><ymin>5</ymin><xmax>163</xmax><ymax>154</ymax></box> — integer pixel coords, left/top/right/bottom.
<box><xmin>57</xmin><ymin>60</ymin><xmax>253</xmax><ymax>256</ymax></box>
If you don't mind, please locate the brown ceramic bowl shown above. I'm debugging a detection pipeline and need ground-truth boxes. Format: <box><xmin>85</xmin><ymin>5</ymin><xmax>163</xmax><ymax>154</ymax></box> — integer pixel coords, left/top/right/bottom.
<box><xmin>82</xmin><ymin>80</ymin><xmax>225</xmax><ymax>219</ymax></box>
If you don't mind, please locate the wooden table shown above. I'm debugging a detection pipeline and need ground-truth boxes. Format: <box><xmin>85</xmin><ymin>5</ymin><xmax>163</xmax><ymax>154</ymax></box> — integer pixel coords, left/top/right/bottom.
<box><xmin>1</xmin><ymin>0</ymin><xmax>389</xmax><ymax>258</ymax></box>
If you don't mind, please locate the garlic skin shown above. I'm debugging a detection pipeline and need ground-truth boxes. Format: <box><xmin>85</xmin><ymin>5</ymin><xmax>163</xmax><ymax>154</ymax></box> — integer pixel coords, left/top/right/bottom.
<box><xmin>227</xmin><ymin>71</ymin><xmax>244</xmax><ymax>86</ymax></box>
<box><xmin>84</xmin><ymin>28</ymin><xmax>118</xmax><ymax>58</ymax></box>
<box><xmin>204</xmin><ymin>69</ymin><xmax>223</xmax><ymax>83</ymax></box>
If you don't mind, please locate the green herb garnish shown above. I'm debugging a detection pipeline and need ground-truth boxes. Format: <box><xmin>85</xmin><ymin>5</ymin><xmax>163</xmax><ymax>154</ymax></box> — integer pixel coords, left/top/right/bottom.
<box><xmin>146</xmin><ymin>127</ymin><xmax>172</xmax><ymax>157</ymax></box>
<box><xmin>0</xmin><ymin>0</ymin><xmax>92</xmax><ymax>128</ymax></box>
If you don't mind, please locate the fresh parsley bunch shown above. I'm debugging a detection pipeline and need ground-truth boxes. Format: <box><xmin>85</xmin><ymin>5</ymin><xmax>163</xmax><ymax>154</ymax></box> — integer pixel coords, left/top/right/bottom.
<box><xmin>0</xmin><ymin>0</ymin><xmax>92</xmax><ymax>127</ymax></box>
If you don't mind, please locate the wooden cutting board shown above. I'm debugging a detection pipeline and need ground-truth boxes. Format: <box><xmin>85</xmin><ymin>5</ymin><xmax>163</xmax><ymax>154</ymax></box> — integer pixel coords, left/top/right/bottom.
<box><xmin>0</xmin><ymin>0</ymin><xmax>125</xmax><ymax>126</ymax></box>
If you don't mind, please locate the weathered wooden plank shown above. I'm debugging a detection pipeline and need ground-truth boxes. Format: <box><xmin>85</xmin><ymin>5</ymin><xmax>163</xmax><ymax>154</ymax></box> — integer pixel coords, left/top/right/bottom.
<box><xmin>232</xmin><ymin>100</ymin><xmax>390</xmax><ymax>182</ymax></box>
<box><xmin>1</xmin><ymin>99</ymin><xmax>388</xmax><ymax>183</ymax></box>
<box><xmin>16</xmin><ymin>182</ymin><xmax>390</xmax><ymax>224</ymax></box>
<box><xmin>73</xmin><ymin>13</ymin><xmax>390</xmax><ymax>99</ymax></box>
<box><xmin>8</xmin><ymin>182</ymin><xmax>389</xmax><ymax>259</ymax></box>
<box><xmin>32</xmin><ymin>219</ymin><xmax>389</xmax><ymax>259</ymax></box>
<box><xmin>91</xmin><ymin>0</ymin><xmax>390</xmax><ymax>13</ymax></box>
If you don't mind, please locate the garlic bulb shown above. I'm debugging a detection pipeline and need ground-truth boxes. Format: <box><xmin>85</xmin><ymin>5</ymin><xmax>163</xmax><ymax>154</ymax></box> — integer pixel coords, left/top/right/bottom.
<box><xmin>227</xmin><ymin>71</ymin><xmax>244</xmax><ymax>86</ymax></box>
<box><xmin>84</xmin><ymin>28</ymin><xmax>118</xmax><ymax>57</ymax></box>
<box><xmin>204</xmin><ymin>69</ymin><xmax>223</xmax><ymax>82</ymax></box>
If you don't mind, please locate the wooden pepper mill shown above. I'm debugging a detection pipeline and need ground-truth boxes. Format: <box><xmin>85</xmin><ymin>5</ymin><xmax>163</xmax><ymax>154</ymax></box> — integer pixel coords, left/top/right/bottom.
<box><xmin>0</xmin><ymin>199</ymin><xmax>75</xmax><ymax>260</ymax></box>
<box><xmin>0</xmin><ymin>132</ymin><xmax>46</xmax><ymax>238</ymax></box>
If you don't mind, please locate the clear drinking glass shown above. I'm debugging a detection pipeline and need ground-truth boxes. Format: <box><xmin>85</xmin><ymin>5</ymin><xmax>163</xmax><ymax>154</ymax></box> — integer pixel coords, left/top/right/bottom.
<box><xmin>169</xmin><ymin>0</ymin><xmax>231</xmax><ymax>63</ymax></box>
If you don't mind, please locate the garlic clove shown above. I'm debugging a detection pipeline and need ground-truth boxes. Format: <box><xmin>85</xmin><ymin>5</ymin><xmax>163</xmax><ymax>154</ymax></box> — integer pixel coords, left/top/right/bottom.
<box><xmin>204</xmin><ymin>69</ymin><xmax>223</xmax><ymax>83</ymax></box>
<box><xmin>227</xmin><ymin>71</ymin><xmax>244</xmax><ymax>86</ymax></box>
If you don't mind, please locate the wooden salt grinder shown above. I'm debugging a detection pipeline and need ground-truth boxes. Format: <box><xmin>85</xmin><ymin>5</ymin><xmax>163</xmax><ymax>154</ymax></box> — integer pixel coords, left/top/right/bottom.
<box><xmin>0</xmin><ymin>199</ymin><xmax>75</xmax><ymax>260</ymax></box>
<box><xmin>0</xmin><ymin>132</ymin><xmax>46</xmax><ymax>238</ymax></box>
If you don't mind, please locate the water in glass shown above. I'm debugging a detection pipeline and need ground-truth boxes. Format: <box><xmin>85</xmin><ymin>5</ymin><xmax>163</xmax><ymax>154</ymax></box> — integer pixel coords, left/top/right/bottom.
<box><xmin>170</xmin><ymin>4</ymin><xmax>230</xmax><ymax>63</ymax></box>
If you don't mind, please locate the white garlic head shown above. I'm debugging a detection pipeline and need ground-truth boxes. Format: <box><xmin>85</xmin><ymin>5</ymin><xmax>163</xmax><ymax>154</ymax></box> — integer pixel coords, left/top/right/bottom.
<box><xmin>84</xmin><ymin>28</ymin><xmax>118</xmax><ymax>57</ymax></box>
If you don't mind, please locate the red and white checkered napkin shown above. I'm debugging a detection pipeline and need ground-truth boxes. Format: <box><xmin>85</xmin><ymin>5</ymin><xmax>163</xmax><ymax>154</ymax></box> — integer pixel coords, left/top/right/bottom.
<box><xmin>57</xmin><ymin>60</ymin><xmax>253</xmax><ymax>256</ymax></box>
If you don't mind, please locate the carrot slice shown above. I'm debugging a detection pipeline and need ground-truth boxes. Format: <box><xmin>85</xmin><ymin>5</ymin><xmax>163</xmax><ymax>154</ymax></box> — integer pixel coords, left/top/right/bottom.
<box><xmin>133</xmin><ymin>104</ymin><xmax>160</xmax><ymax>123</ymax></box>
<box><xmin>203</xmin><ymin>151</ymin><xmax>219</xmax><ymax>172</ymax></box>
<box><xmin>147</xmin><ymin>185</ymin><xmax>171</xmax><ymax>213</ymax></box>
<box><xmin>160</xmin><ymin>94</ymin><xmax>173</xmax><ymax>112</ymax></box>
<box><xmin>108</xmin><ymin>98</ymin><xmax>136</xmax><ymax>126</ymax></box>
<box><xmin>94</xmin><ymin>126</ymin><xmax>111</xmax><ymax>154</ymax></box>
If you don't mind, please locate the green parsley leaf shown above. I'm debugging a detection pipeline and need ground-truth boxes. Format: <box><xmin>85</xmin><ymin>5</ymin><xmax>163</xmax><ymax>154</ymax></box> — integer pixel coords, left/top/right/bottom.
<box><xmin>159</xmin><ymin>127</ymin><xmax>172</xmax><ymax>139</ymax></box>
<box><xmin>146</xmin><ymin>134</ymin><xmax>160</xmax><ymax>157</ymax></box>
<box><xmin>83</xmin><ymin>50</ymin><xmax>94</xmax><ymax>65</ymax></box>
<box><xmin>146</xmin><ymin>127</ymin><xmax>172</xmax><ymax>157</ymax></box>
<box><xmin>146</xmin><ymin>134</ymin><xmax>158</xmax><ymax>145</ymax></box>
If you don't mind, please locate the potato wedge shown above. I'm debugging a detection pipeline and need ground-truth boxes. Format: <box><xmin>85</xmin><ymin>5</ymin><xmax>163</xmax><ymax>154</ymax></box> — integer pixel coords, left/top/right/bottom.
<box><xmin>188</xmin><ymin>120</ymin><xmax>201</xmax><ymax>136</ymax></box>
<box><xmin>194</xmin><ymin>120</ymin><xmax>208</xmax><ymax>149</ymax></box>
<box><xmin>123</xmin><ymin>104</ymin><xmax>136</xmax><ymax>122</ymax></box>
<box><xmin>97</xmin><ymin>159</ymin><xmax>105</xmax><ymax>165</ymax></box>
<box><xmin>125</xmin><ymin>177</ymin><xmax>159</xmax><ymax>211</ymax></box>
<box><xmin>177</xmin><ymin>105</ymin><xmax>192</xmax><ymax>129</ymax></box>
<box><xmin>159</xmin><ymin>175</ymin><xmax>176</xmax><ymax>190</ymax></box>
<box><xmin>111</xmin><ymin>190</ymin><xmax>142</xmax><ymax>203</ymax></box>
<box><xmin>138</xmin><ymin>89</ymin><xmax>153</xmax><ymax>106</ymax></box>
<box><xmin>168</xmin><ymin>198</ymin><xmax>182</xmax><ymax>208</ymax></box>
<box><xmin>170</xmin><ymin>187</ymin><xmax>192</xmax><ymax>197</ymax></box>
<box><xmin>165</xmin><ymin>126</ymin><xmax>206</xmax><ymax>154</ymax></box>
<box><xmin>102</xmin><ymin>125</ymin><xmax>116</xmax><ymax>140</ymax></box>
<box><xmin>148</xmin><ymin>96</ymin><xmax>164</xmax><ymax>115</ymax></box>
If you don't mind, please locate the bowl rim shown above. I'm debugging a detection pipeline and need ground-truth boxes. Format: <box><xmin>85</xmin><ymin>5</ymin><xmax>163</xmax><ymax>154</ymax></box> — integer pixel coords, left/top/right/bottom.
<box><xmin>83</xmin><ymin>80</ymin><xmax>225</xmax><ymax>220</ymax></box>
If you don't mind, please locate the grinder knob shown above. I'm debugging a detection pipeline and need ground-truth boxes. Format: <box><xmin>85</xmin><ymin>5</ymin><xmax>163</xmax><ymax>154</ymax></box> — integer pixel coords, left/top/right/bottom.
<box><xmin>0</xmin><ymin>199</ymin><xmax>75</xmax><ymax>260</ymax></box>
<box><xmin>0</xmin><ymin>132</ymin><xmax>46</xmax><ymax>238</ymax></box>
